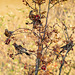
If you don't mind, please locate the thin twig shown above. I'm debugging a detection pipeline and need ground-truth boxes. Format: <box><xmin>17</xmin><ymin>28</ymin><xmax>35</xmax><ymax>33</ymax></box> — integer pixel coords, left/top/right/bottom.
<box><xmin>52</xmin><ymin>22</ymin><xmax>68</xmax><ymax>41</ymax></box>
<box><xmin>59</xmin><ymin>43</ymin><xmax>74</xmax><ymax>75</ymax></box>
<box><xmin>69</xmin><ymin>29</ymin><xmax>75</xmax><ymax>39</ymax></box>
<box><xmin>59</xmin><ymin>21</ymin><xmax>74</xmax><ymax>75</ymax></box>
<box><xmin>23</xmin><ymin>1</ymin><xmax>35</xmax><ymax>10</ymax></box>
<box><xmin>35</xmin><ymin>3</ymin><xmax>41</xmax><ymax>75</ymax></box>
<box><xmin>59</xmin><ymin>49</ymin><xmax>69</xmax><ymax>75</ymax></box>
<box><xmin>42</xmin><ymin>41</ymin><xmax>52</xmax><ymax>52</ymax></box>
<box><xmin>61</xmin><ymin>22</ymin><xmax>70</xmax><ymax>41</ymax></box>
<box><xmin>49</xmin><ymin>0</ymin><xmax>59</xmax><ymax>9</ymax></box>
<box><xmin>11</xmin><ymin>28</ymin><xmax>39</xmax><ymax>37</ymax></box>
<box><xmin>43</xmin><ymin>0</ymin><xmax>51</xmax><ymax>40</ymax></box>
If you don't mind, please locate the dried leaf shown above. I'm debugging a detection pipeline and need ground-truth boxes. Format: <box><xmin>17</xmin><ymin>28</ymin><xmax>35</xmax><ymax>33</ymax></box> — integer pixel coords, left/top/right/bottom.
<box><xmin>34</xmin><ymin>0</ymin><xmax>45</xmax><ymax>5</ymax></box>
<box><xmin>22</xmin><ymin>0</ymin><xmax>25</xmax><ymax>2</ymax></box>
<box><xmin>41</xmin><ymin>11</ymin><xmax>46</xmax><ymax>14</ymax></box>
<box><xmin>37</xmin><ymin>53</ymin><xmax>42</xmax><ymax>58</ymax></box>
<box><xmin>41</xmin><ymin>15</ymin><xmax>45</xmax><ymax>18</ymax></box>
<box><xmin>72</xmin><ymin>27</ymin><xmax>75</xmax><ymax>30</ymax></box>
<box><xmin>29</xmin><ymin>50</ymin><xmax>35</xmax><ymax>52</ymax></box>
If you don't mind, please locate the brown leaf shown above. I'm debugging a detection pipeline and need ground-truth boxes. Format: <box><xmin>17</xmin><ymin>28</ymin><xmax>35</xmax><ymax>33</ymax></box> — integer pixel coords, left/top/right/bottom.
<box><xmin>47</xmin><ymin>59</ymin><xmax>53</xmax><ymax>64</ymax></box>
<box><xmin>34</xmin><ymin>0</ymin><xmax>45</xmax><ymax>5</ymax></box>
<box><xmin>37</xmin><ymin>53</ymin><xmax>42</xmax><ymax>58</ymax></box>
<box><xmin>61</xmin><ymin>0</ymin><xmax>67</xmax><ymax>2</ymax></box>
<box><xmin>41</xmin><ymin>15</ymin><xmax>45</xmax><ymax>18</ymax></box>
<box><xmin>51</xmin><ymin>0</ymin><xmax>57</xmax><ymax>4</ymax></box>
<box><xmin>41</xmin><ymin>11</ymin><xmax>46</xmax><ymax>14</ymax></box>
<box><xmin>29</xmin><ymin>50</ymin><xmax>35</xmax><ymax>52</ymax></box>
<box><xmin>22</xmin><ymin>0</ymin><xmax>25</xmax><ymax>2</ymax></box>
<box><xmin>72</xmin><ymin>27</ymin><xmax>75</xmax><ymax>30</ymax></box>
<box><xmin>52</xmin><ymin>29</ymin><xmax>58</xmax><ymax>33</ymax></box>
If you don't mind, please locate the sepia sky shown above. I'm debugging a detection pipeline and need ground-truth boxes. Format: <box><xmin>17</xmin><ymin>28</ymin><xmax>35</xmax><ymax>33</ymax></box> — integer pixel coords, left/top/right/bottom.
<box><xmin>0</xmin><ymin>0</ymin><xmax>24</xmax><ymax>15</ymax></box>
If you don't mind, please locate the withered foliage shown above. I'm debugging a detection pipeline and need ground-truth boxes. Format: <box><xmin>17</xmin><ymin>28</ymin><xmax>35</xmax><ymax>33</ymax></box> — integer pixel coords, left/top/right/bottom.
<box><xmin>33</xmin><ymin>0</ymin><xmax>45</xmax><ymax>5</ymax></box>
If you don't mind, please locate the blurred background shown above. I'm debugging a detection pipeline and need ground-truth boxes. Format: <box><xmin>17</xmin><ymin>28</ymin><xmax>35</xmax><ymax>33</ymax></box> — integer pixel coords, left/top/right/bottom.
<box><xmin>0</xmin><ymin>0</ymin><xmax>75</xmax><ymax>75</ymax></box>
<box><xmin>0</xmin><ymin>0</ymin><xmax>23</xmax><ymax>15</ymax></box>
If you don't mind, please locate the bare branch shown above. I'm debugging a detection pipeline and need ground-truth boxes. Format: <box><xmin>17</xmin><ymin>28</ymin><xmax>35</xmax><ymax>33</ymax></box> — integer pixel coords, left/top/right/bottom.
<box><xmin>43</xmin><ymin>0</ymin><xmax>51</xmax><ymax>40</ymax></box>
<box><xmin>10</xmin><ymin>28</ymin><xmax>39</xmax><ymax>37</ymax></box>
<box><xmin>61</xmin><ymin>22</ymin><xmax>70</xmax><ymax>41</ymax></box>
<box><xmin>49</xmin><ymin>0</ymin><xmax>59</xmax><ymax>9</ymax></box>
<box><xmin>23</xmin><ymin>1</ymin><xmax>35</xmax><ymax>10</ymax></box>
<box><xmin>59</xmin><ymin>42</ymin><xmax>74</xmax><ymax>75</ymax></box>
<box><xmin>35</xmin><ymin>2</ymin><xmax>42</xmax><ymax>75</ymax></box>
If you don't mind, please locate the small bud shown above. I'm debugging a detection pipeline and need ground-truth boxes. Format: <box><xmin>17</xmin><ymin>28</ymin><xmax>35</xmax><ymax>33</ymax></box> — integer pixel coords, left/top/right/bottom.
<box><xmin>9</xmin><ymin>54</ymin><xmax>13</xmax><ymax>58</ymax></box>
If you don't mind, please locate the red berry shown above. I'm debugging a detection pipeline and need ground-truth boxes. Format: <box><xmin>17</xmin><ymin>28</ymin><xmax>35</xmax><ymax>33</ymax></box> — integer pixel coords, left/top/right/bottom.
<box><xmin>71</xmin><ymin>48</ymin><xmax>73</xmax><ymax>51</ymax></box>
<box><xmin>35</xmin><ymin>15</ymin><xmax>40</xmax><ymax>20</ymax></box>
<box><xmin>9</xmin><ymin>54</ymin><xmax>13</xmax><ymax>58</ymax></box>
<box><xmin>24</xmin><ymin>63</ymin><xmax>27</xmax><ymax>69</ymax></box>
<box><xmin>61</xmin><ymin>60</ymin><xmax>63</xmax><ymax>64</ymax></box>
<box><xmin>22</xmin><ymin>0</ymin><xmax>24</xmax><ymax>2</ymax></box>
<box><xmin>24</xmin><ymin>66</ymin><xmax>27</xmax><ymax>69</ymax></box>
<box><xmin>41</xmin><ymin>65</ymin><xmax>46</xmax><ymax>70</ymax></box>
<box><xmin>5</xmin><ymin>38</ymin><xmax>11</xmax><ymax>45</ymax></box>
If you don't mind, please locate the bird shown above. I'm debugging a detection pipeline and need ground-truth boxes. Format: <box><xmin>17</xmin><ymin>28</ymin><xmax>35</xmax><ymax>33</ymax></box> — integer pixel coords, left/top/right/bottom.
<box><xmin>29</xmin><ymin>10</ymin><xmax>36</xmax><ymax>21</ymax></box>
<box><xmin>13</xmin><ymin>43</ymin><xmax>30</xmax><ymax>56</ymax></box>
<box><xmin>4</xmin><ymin>29</ymin><xmax>13</xmax><ymax>37</ymax></box>
<box><xmin>60</xmin><ymin>41</ymin><xmax>74</xmax><ymax>50</ymax></box>
<box><xmin>33</xmin><ymin>19</ymin><xmax>42</xmax><ymax>27</ymax></box>
<box><xmin>56</xmin><ymin>41</ymin><xmax>74</xmax><ymax>59</ymax></box>
<box><xmin>29</xmin><ymin>10</ymin><xmax>42</xmax><ymax>27</ymax></box>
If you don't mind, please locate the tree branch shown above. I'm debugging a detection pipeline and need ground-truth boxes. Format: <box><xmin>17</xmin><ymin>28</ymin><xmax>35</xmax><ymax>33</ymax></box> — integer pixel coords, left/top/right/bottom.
<box><xmin>59</xmin><ymin>42</ymin><xmax>74</xmax><ymax>75</ymax></box>
<box><xmin>43</xmin><ymin>0</ymin><xmax>51</xmax><ymax>40</ymax></box>
<box><xmin>23</xmin><ymin>1</ymin><xmax>35</xmax><ymax>10</ymax></box>
<box><xmin>35</xmin><ymin>3</ymin><xmax>42</xmax><ymax>75</ymax></box>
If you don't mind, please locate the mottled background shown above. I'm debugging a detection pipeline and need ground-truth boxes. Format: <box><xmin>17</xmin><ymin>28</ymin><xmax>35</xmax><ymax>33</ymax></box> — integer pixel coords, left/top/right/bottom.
<box><xmin>0</xmin><ymin>0</ymin><xmax>75</xmax><ymax>75</ymax></box>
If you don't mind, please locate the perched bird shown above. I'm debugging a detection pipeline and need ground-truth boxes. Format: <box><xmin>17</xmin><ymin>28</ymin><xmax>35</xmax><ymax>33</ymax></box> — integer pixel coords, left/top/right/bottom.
<box><xmin>33</xmin><ymin>19</ymin><xmax>42</xmax><ymax>27</ymax></box>
<box><xmin>56</xmin><ymin>41</ymin><xmax>74</xmax><ymax>59</ymax></box>
<box><xmin>13</xmin><ymin>43</ymin><xmax>30</xmax><ymax>56</ymax></box>
<box><xmin>29</xmin><ymin>10</ymin><xmax>35</xmax><ymax>21</ymax></box>
<box><xmin>60</xmin><ymin>41</ymin><xmax>74</xmax><ymax>50</ymax></box>
<box><xmin>29</xmin><ymin>10</ymin><xmax>42</xmax><ymax>27</ymax></box>
<box><xmin>4</xmin><ymin>29</ymin><xmax>13</xmax><ymax>37</ymax></box>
